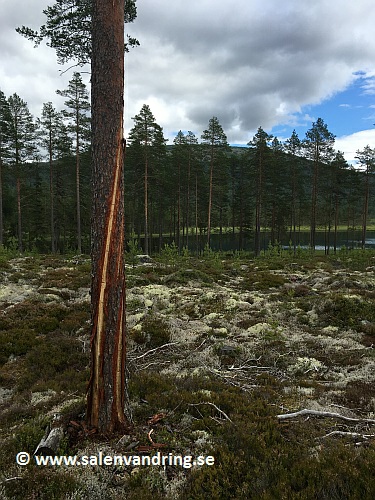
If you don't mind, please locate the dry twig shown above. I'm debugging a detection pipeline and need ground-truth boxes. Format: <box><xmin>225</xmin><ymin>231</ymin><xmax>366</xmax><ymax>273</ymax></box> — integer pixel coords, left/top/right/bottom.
<box><xmin>277</xmin><ymin>409</ymin><xmax>375</xmax><ymax>424</ymax></box>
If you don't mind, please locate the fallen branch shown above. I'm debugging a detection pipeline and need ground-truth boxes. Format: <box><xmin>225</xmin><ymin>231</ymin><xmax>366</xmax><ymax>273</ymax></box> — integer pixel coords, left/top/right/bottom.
<box><xmin>188</xmin><ymin>402</ymin><xmax>233</xmax><ymax>423</ymax></box>
<box><xmin>34</xmin><ymin>426</ymin><xmax>64</xmax><ymax>456</ymax></box>
<box><xmin>321</xmin><ymin>430</ymin><xmax>375</xmax><ymax>440</ymax></box>
<box><xmin>277</xmin><ymin>409</ymin><xmax>375</xmax><ymax>424</ymax></box>
<box><xmin>132</xmin><ymin>342</ymin><xmax>179</xmax><ymax>360</ymax></box>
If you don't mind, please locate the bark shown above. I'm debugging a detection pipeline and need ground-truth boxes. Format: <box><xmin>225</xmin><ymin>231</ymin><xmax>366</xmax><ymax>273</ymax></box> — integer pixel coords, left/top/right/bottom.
<box><xmin>76</xmin><ymin>111</ymin><xmax>82</xmax><ymax>254</ymax></box>
<box><xmin>16</xmin><ymin>171</ymin><xmax>22</xmax><ymax>252</ymax></box>
<box><xmin>87</xmin><ymin>0</ymin><xmax>129</xmax><ymax>433</ymax></box>
<box><xmin>49</xmin><ymin>130</ymin><xmax>55</xmax><ymax>253</ymax></box>
<box><xmin>361</xmin><ymin>165</ymin><xmax>370</xmax><ymax>249</ymax></box>
<box><xmin>0</xmin><ymin>157</ymin><xmax>3</xmax><ymax>246</ymax></box>
<box><xmin>207</xmin><ymin>144</ymin><xmax>214</xmax><ymax>248</ymax></box>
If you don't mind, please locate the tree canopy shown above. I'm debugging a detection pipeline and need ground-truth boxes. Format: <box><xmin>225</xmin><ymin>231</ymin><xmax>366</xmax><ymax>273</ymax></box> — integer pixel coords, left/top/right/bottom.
<box><xmin>16</xmin><ymin>0</ymin><xmax>138</xmax><ymax>65</ymax></box>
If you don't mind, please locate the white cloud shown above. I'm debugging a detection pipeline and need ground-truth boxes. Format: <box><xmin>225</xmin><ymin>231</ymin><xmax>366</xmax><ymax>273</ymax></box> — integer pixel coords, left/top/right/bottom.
<box><xmin>2</xmin><ymin>0</ymin><xmax>375</xmax><ymax>153</ymax></box>
<box><xmin>335</xmin><ymin>129</ymin><xmax>375</xmax><ymax>164</ymax></box>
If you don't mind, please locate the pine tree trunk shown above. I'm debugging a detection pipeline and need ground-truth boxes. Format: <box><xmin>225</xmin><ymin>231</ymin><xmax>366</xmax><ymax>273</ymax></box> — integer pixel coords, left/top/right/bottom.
<box><xmin>87</xmin><ymin>0</ymin><xmax>129</xmax><ymax>434</ymax></box>
<box><xmin>0</xmin><ymin>157</ymin><xmax>3</xmax><ymax>246</ymax></box>
<box><xmin>76</xmin><ymin>120</ymin><xmax>82</xmax><ymax>254</ymax></box>
<box><xmin>207</xmin><ymin>146</ymin><xmax>214</xmax><ymax>248</ymax></box>
<box><xmin>362</xmin><ymin>167</ymin><xmax>369</xmax><ymax>249</ymax></box>
<box><xmin>49</xmin><ymin>133</ymin><xmax>55</xmax><ymax>253</ymax></box>
<box><xmin>16</xmin><ymin>170</ymin><xmax>22</xmax><ymax>253</ymax></box>
<box><xmin>144</xmin><ymin>153</ymin><xmax>149</xmax><ymax>255</ymax></box>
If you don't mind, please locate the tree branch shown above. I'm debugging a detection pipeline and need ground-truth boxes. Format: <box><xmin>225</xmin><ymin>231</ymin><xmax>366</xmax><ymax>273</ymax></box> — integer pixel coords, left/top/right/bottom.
<box><xmin>277</xmin><ymin>409</ymin><xmax>375</xmax><ymax>424</ymax></box>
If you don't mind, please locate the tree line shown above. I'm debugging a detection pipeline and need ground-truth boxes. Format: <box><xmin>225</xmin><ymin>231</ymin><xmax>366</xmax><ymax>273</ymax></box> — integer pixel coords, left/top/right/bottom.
<box><xmin>0</xmin><ymin>81</ymin><xmax>374</xmax><ymax>255</ymax></box>
<box><xmin>126</xmin><ymin>107</ymin><xmax>374</xmax><ymax>255</ymax></box>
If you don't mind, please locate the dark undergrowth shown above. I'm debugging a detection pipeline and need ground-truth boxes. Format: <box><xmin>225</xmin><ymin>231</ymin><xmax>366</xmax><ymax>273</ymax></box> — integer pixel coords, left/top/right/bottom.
<box><xmin>0</xmin><ymin>249</ymin><xmax>374</xmax><ymax>498</ymax></box>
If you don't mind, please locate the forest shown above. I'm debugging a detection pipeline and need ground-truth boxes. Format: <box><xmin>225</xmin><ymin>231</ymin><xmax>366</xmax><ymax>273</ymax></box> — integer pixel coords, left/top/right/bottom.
<box><xmin>1</xmin><ymin>75</ymin><xmax>374</xmax><ymax>257</ymax></box>
<box><xmin>2</xmin><ymin>1</ymin><xmax>375</xmax><ymax>498</ymax></box>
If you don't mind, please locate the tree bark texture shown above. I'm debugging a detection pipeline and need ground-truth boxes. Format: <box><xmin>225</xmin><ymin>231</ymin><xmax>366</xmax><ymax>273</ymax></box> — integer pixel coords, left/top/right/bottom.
<box><xmin>87</xmin><ymin>0</ymin><xmax>128</xmax><ymax>433</ymax></box>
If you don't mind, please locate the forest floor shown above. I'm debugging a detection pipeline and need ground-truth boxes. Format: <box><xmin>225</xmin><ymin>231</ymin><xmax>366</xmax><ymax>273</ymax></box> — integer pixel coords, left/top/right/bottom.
<box><xmin>0</xmin><ymin>249</ymin><xmax>375</xmax><ymax>499</ymax></box>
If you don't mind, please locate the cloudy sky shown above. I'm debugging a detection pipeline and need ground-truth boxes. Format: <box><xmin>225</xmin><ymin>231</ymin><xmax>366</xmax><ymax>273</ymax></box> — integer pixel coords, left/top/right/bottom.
<box><xmin>1</xmin><ymin>0</ymin><xmax>375</xmax><ymax>163</ymax></box>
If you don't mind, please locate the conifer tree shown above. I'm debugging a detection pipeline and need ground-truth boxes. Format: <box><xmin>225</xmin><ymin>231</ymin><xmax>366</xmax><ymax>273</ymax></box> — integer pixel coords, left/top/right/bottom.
<box><xmin>8</xmin><ymin>94</ymin><xmax>37</xmax><ymax>252</ymax></box>
<box><xmin>284</xmin><ymin>130</ymin><xmax>302</xmax><ymax>254</ymax></box>
<box><xmin>248</xmin><ymin>127</ymin><xmax>273</xmax><ymax>256</ymax></box>
<box><xmin>0</xmin><ymin>90</ymin><xmax>12</xmax><ymax>246</ymax></box>
<box><xmin>128</xmin><ymin>104</ymin><xmax>165</xmax><ymax>254</ymax></box>
<box><xmin>330</xmin><ymin>151</ymin><xmax>349</xmax><ymax>253</ymax></box>
<box><xmin>173</xmin><ymin>131</ymin><xmax>187</xmax><ymax>251</ymax></box>
<box><xmin>38</xmin><ymin>102</ymin><xmax>68</xmax><ymax>252</ymax></box>
<box><xmin>355</xmin><ymin>145</ymin><xmax>375</xmax><ymax>249</ymax></box>
<box><xmin>201</xmin><ymin>117</ymin><xmax>229</xmax><ymax>249</ymax></box>
<box><xmin>18</xmin><ymin>0</ymin><xmax>138</xmax><ymax>433</ymax></box>
<box><xmin>57</xmin><ymin>73</ymin><xmax>90</xmax><ymax>254</ymax></box>
<box><xmin>185</xmin><ymin>131</ymin><xmax>199</xmax><ymax>249</ymax></box>
<box><xmin>303</xmin><ymin>118</ymin><xmax>335</xmax><ymax>251</ymax></box>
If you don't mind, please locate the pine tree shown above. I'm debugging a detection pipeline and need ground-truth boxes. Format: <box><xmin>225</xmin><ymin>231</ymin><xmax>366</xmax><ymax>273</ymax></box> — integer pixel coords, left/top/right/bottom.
<box><xmin>355</xmin><ymin>145</ymin><xmax>375</xmax><ymax>249</ymax></box>
<box><xmin>247</xmin><ymin>127</ymin><xmax>273</xmax><ymax>256</ymax></box>
<box><xmin>16</xmin><ymin>0</ymin><xmax>138</xmax><ymax>65</ymax></box>
<box><xmin>173</xmin><ymin>131</ymin><xmax>187</xmax><ymax>251</ymax></box>
<box><xmin>38</xmin><ymin>102</ymin><xmax>68</xmax><ymax>252</ymax></box>
<box><xmin>185</xmin><ymin>131</ymin><xmax>199</xmax><ymax>249</ymax></box>
<box><xmin>201</xmin><ymin>117</ymin><xmax>229</xmax><ymax>249</ymax></box>
<box><xmin>18</xmin><ymin>0</ymin><xmax>138</xmax><ymax>433</ymax></box>
<box><xmin>8</xmin><ymin>94</ymin><xmax>37</xmax><ymax>252</ymax></box>
<box><xmin>128</xmin><ymin>104</ymin><xmax>165</xmax><ymax>255</ymax></box>
<box><xmin>303</xmin><ymin>118</ymin><xmax>335</xmax><ymax>251</ymax></box>
<box><xmin>57</xmin><ymin>73</ymin><xmax>90</xmax><ymax>254</ymax></box>
<box><xmin>0</xmin><ymin>90</ymin><xmax>12</xmax><ymax>246</ymax></box>
<box><xmin>329</xmin><ymin>151</ymin><xmax>349</xmax><ymax>253</ymax></box>
<box><xmin>284</xmin><ymin>130</ymin><xmax>302</xmax><ymax>254</ymax></box>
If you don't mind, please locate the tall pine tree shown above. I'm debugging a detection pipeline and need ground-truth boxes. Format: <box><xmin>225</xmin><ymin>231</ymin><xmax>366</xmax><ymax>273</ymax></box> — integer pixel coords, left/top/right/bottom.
<box><xmin>8</xmin><ymin>94</ymin><xmax>37</xmax><ymax>252</ymax></box>
<box><xmin>201</xmin><ymin>117</ymin><xmax>229</xmax><ymax>249</ymax></box>
<box><xmin>57</xmin><ymin>73</ymin><xmax>91</xmax><ymax>254</ymax></box>
<box><xmin>303</xmin><ymin>118</ymin><xmax>335</xmax><ymax>251</ymax></box>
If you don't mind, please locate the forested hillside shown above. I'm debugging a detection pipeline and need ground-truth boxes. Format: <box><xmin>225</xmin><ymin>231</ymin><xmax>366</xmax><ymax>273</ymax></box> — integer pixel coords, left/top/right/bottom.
<box><xmin>0</xmin><ymin>86</ymin><xmax>374</xmax><ymax>255</ymax></box>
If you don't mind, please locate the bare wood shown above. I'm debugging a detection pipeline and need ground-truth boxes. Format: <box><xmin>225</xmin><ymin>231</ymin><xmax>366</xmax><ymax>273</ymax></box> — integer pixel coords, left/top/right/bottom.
<box><xmin>132</xmin><ymin>342</ymin><xmax>179</xmax><ymax>360</ymax></box>
<box><xmin>188</xmin><ymin>402</ymin><xmax>233</xmax><ymax>423</ymax></box>
<box><xmin>321</xmin><ymin>431</ymin><xmax>375</xmax><ymax>439</ymax></box>
<box><xmin>277</xmin><ymin>409</ymin><xmax>375</xmax><ymax>424</ymax></box>
<box><xmin>34</xmin><ymin>426</ymin><xmax>64</xmax><ymax>456</ymax></box>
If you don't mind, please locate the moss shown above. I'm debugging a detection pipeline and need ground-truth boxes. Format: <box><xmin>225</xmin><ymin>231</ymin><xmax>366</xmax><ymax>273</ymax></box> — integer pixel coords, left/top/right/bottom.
<box><xmin>18</xmin><ymin>334</ymin><xmax>88</xmax><ymax>393</ymax></box>
<box><xmin>164</xmin><ymin>268</ymin><xmax>213</xmax><ymax>285</ymax></box>
<box><xmin>241</xmin><ymin>270</ymin><xmax>286</xmax><ymax>291</ymax></box>
<box><xmin>130</xmin><ymin>315</ymin><xmax>171</xmax><ymax>348</ymax></box>
<box><xmin>3</xmin><ymin>467</ymin><xmax>80</xmax><ymax>500</ymax></box>
<box><xmin>319</xmin><ymin>294</ymin><xmax>375</xmax><ymax>330</ymax></box>
<box><xmin>41</xmin><ymin>265</ymin><xmax>90</xmax><ymax>290</ymax></box>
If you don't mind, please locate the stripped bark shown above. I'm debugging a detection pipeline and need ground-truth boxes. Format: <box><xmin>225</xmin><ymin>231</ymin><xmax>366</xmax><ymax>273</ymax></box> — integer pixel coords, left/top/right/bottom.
<box><xmin>86</xmin><ymin>0</ymin><xmax>129</xmax><ymax>433</ymax></box>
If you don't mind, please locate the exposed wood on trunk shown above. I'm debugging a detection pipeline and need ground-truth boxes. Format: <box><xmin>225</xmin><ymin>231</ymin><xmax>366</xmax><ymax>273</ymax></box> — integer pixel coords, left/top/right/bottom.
<box><xmin>87</xmin><ymin>0</ymin><xmax>129</xmax><ymax>434</ymax></box>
